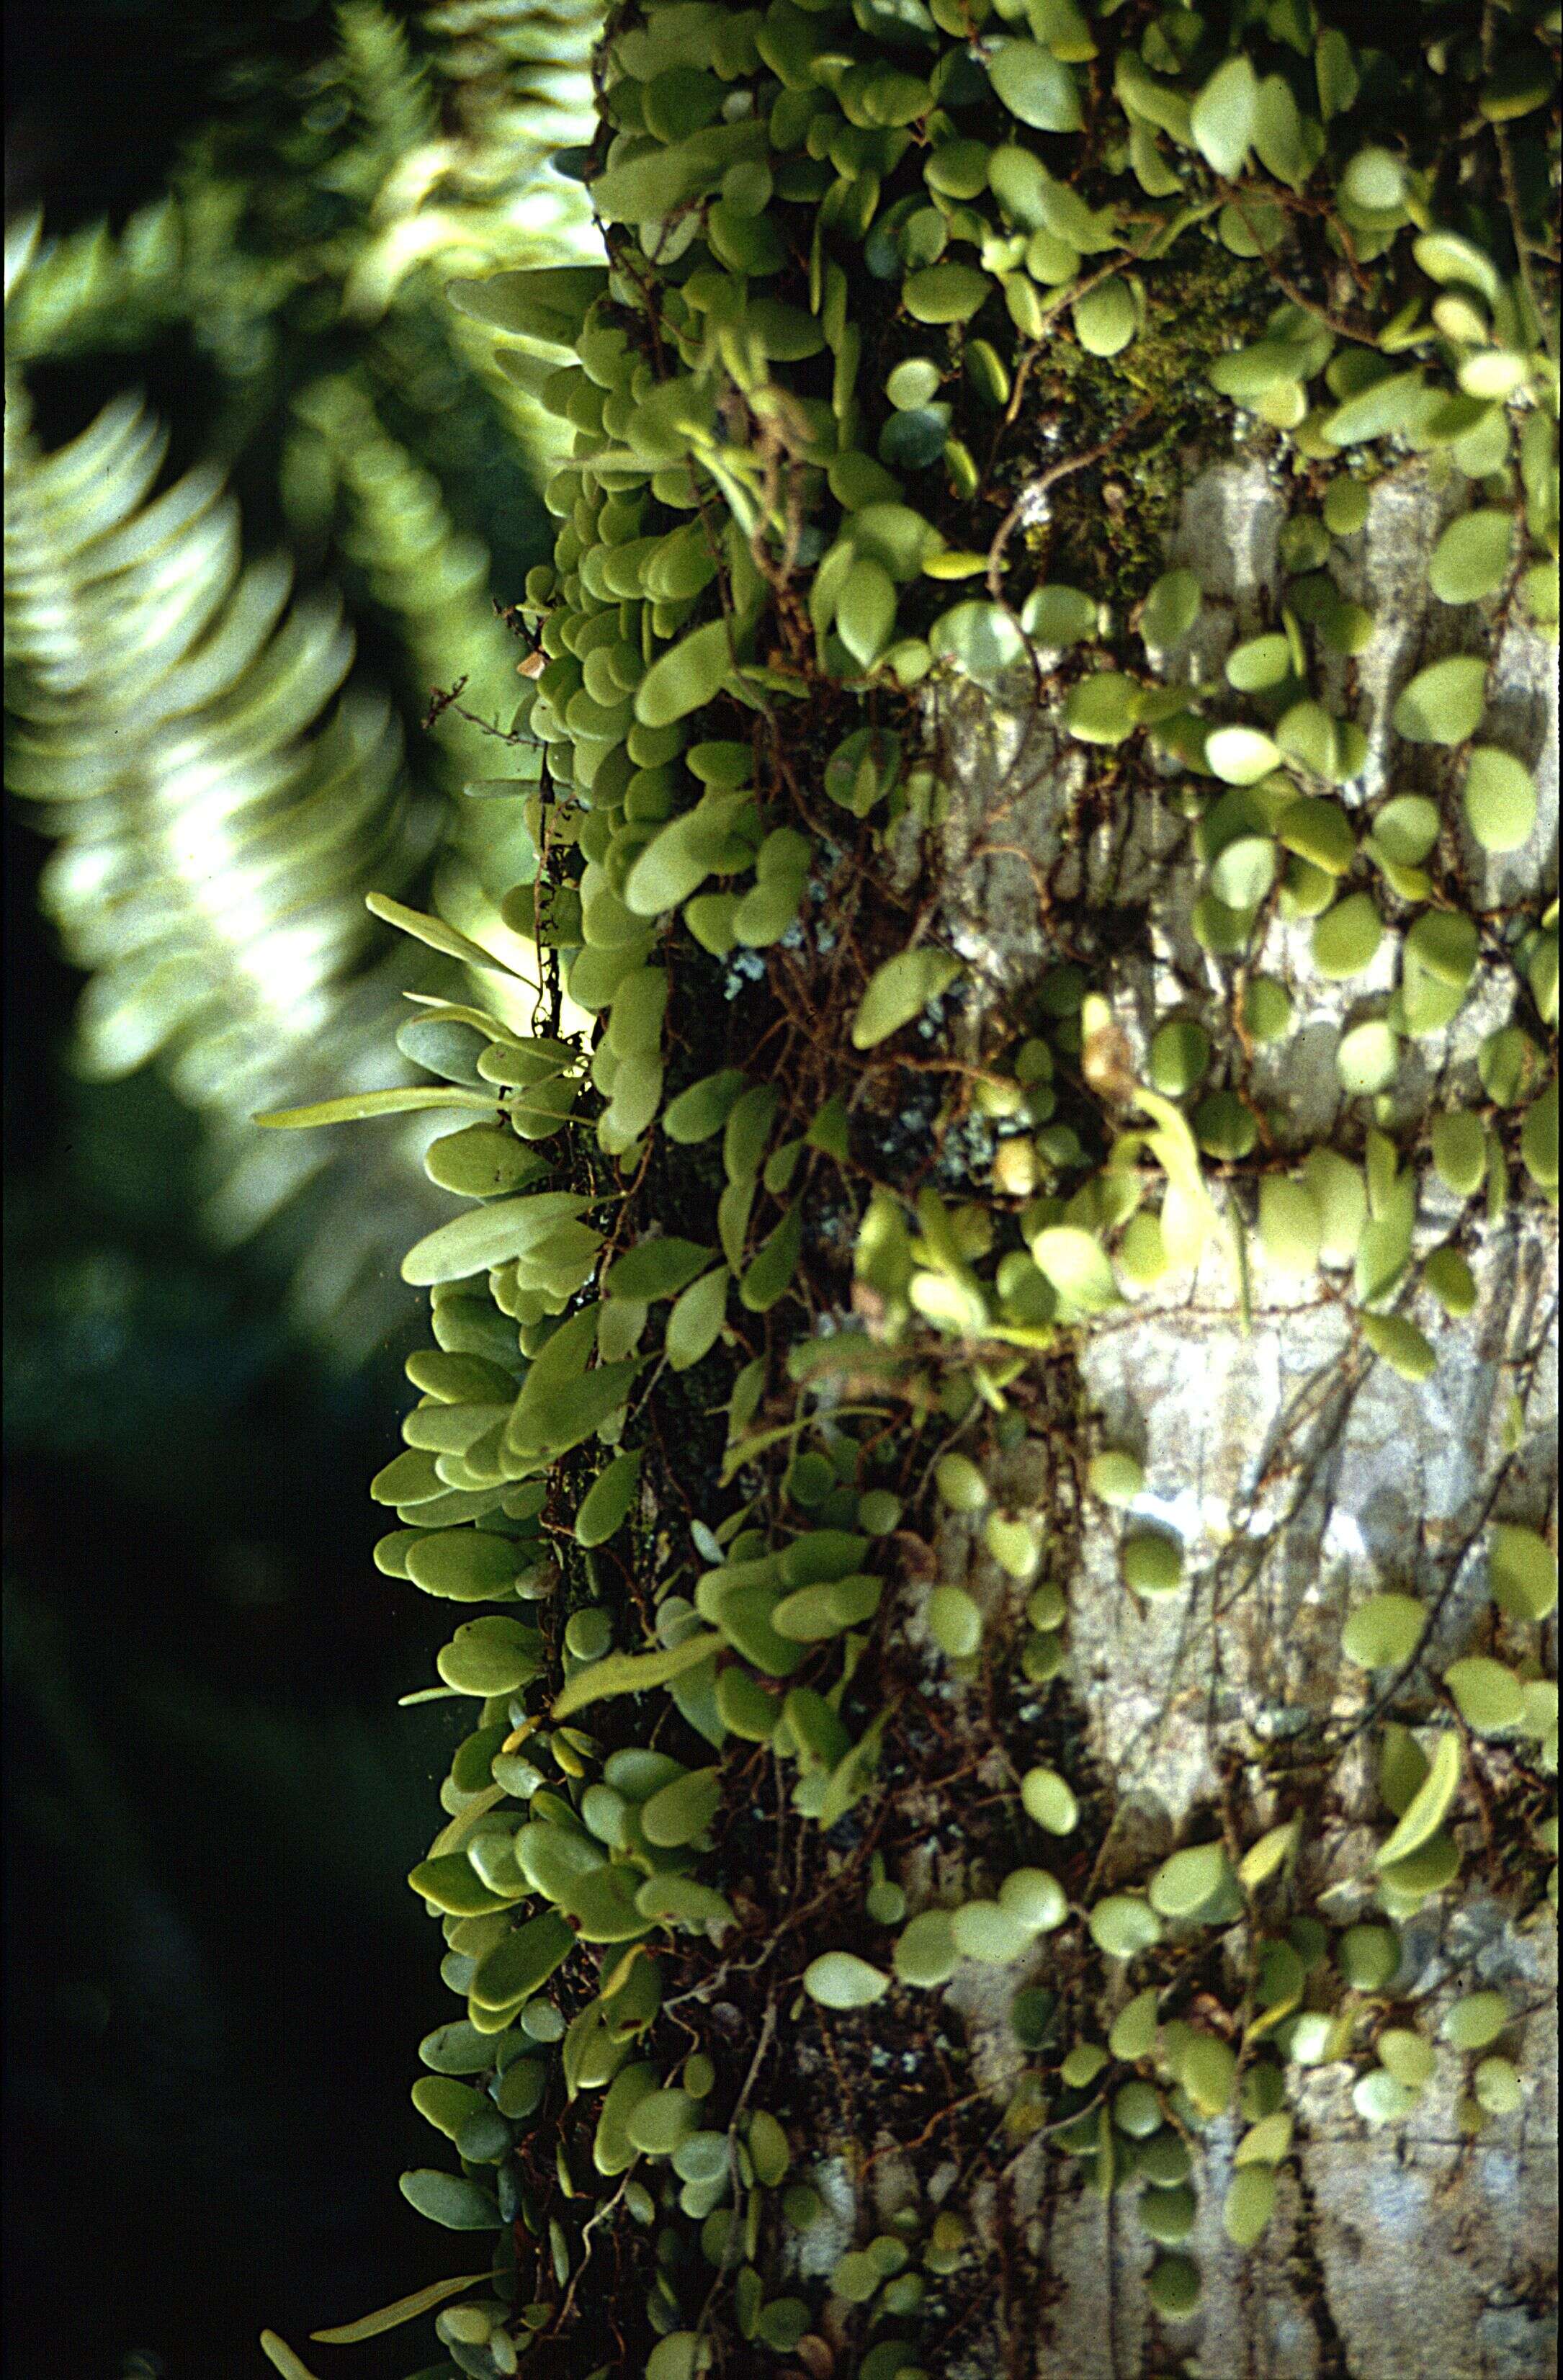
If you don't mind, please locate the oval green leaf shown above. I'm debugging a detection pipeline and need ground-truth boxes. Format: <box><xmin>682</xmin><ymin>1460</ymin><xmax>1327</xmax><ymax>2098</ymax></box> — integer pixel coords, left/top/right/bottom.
<box><xmin>803</xmin><ymin>1951</ymin><xmax>890</xmax><ymax>2008</ymax></box>
<box><xmin>851</xmin><ymin>948</ymin><xmax>963</xmax><ymax>1049</ymax></box>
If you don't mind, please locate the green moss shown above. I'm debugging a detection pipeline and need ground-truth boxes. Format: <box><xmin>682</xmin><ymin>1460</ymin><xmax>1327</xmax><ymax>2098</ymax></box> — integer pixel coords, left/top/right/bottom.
<box><xmin>1029</xmin><ymin>238</ymin><xmax>1274</xmax><ymax>608</ymax></box>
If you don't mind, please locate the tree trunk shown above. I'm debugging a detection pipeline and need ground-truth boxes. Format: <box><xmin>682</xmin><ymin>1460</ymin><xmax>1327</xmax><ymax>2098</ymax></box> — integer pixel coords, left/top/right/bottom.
<box><xmin>774</xmin><ymin>454</ymin><xmax>1558</xmax><ymax>2380</ymax></box>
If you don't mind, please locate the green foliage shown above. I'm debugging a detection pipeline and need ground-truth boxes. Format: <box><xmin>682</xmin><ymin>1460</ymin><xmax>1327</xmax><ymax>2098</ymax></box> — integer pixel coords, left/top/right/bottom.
<box><xmin>21</xmin><ymin>0</ymin><xmax>1546</xmax><ymax>2368</ymax></box>
<box><xmin>4</xmin><ymin>364</ymin><xmax>439</xmax><ymax>1347</ymax></box>
<box><xmin>4</xmin><ymin>0</ymin><xmax>599</xmax><ymax>1352</ymax></box>
<box><xmin>324</xmin><ymin>17</ymin><xmax>1554</xmax><ymax>2297</ymax></box>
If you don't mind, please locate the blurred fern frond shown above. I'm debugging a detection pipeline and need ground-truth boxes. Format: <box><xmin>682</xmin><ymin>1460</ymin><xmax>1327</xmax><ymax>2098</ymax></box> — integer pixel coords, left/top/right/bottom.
<box><xmin>4</xmin><ymin>0</ymin><xmax>600</xmax><ymax>1355</ymax></box>
<box><xmin>6</xmin><ymin>0</ymin><xmax>598</xmax><ymax>370</ymax></box>
<box><xmin>3</xmin><ymin>366</ymin><xmax>460</xmax><ymax>1351</ymax></box>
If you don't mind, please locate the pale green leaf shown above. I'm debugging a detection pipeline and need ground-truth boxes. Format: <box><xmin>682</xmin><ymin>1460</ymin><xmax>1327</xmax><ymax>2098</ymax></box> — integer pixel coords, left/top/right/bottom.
<box><xmin>255</xmin><ymin>1087</ymin><xmax>497</xmax><ymax>1128</ymax></box>
<box><xmin>365</xmin><ymin>893</ymin><xmax>522</xmax><ymax>975</ymax></box>
<box><xmin>311</xmin><ymin>2276</ymin><xmax>491</xmax><ymax>2345</ymax></box>
<box><xmin>552</xmin><ymin>1633</ymin><xmax>723</xmax><ymax>1719</ymax></box>
<box><xmin>260</xmin><ymin>2336</ymin><xmax>320</xmax><ymax>2380</ymax></box>
<box><xmin>1376</xmin><ymin>1731</ymin><xmax>1461</xmax><ymax>1867</ymax></box>
<box><xmin>851</xmin><ymin>948</ymin><xmax>962</xmax><ymax>1049</ymax></box>
<box><xmin>403</xmin><ymin>1191</ymin><xmax>594</xmax><ymax>1287</ymax></box>
<box><xmin>1391</xmin><ymin>655</ymin><xmax>1488</xmax><ymax>746</ymax></box>
<box><xmin>803</xmin><ymin>1951</ymin><xmax>890</xmax><ymax>2008</ymax></box>
<box><xmin>1190</xmin><ymin>55</ymin><xmax>1258</xmax><ymax>179</ymax></box>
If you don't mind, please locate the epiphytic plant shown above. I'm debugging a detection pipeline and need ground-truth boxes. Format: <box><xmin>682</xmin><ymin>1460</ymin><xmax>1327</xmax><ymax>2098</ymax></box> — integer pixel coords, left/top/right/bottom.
<box><xmin>192</xmin><ymin>0</ymin><xmax>1558</xmax><ymax>2371</ymax></box>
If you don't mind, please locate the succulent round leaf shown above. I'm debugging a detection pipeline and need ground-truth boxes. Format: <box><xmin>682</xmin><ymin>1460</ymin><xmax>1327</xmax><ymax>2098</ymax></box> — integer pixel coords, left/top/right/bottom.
<box><xmin>1461</xmin><ymin>748</ymin><xmax>1537</xmax><ymax>851</ymax></box>
<box><xmin>803</xmin><ymin>1951</ymin><xmax>891</xmax><ymax>2009</ymax></box>
<box><xmin>1312</xmin><ymin>893</ymin><xmax>1384</xmax><ymax>979</ymax></box>
<box><xmin>1474</xmin><ymin>2056</ymin><xmax>1523</xmax><ymax>2116</ymax></box>
<box><xmin>1148</xmin><ymin>1842</ymin><xmax>1232</xmax><ymax>1920</ymax></box>
<box><xmin>894</xmin><ymin>1909</ymin><xmax>959</xmax><ymax>1989</ymax></box>
<box><xmin>1360</xmin><ymin>1312</ymin><xmax>1438</xmax><ymax>1383</ymax></box>
<box><xmin>1021</xmin><ymin>1766</ymin><xmax>1079</xmax><ymax>1834</ymax></box>
<box><xmin>1190</xmin><ymin>53</ymin><xmax>1258</xmax><ymax>177</ymax></box>
<box><xmin>1222</xmin><ymin>2165</ymin><xmax>1277</xmax><ymax>2250</ymax></box>
<box><xmin>1089</xmin><ymin>1894</ymin><xmax>1163</xmax><ymax>1958</ymax></box>
<box><xmin>1140</xmin><ymin>570</ymin><xmax>1202</xmax><ymax>650</ymax></box>
<box><xmin>903</xmin><ymin>262</ymin><xmax>994</xmax><ymax>323</ymax></box>
<box><xmin>1391</xmin><ymin>656</ymin><xmax>1488</xmax><ymax>746</ymax></box>
<box><xmin>988</xmin><ymin>40</ymin><xmax>1083</xmax><ymax>131</ymax></box>
<box><xmin>1342</xmin><ymin>1593</ymin><xmax>1427</xmax><ymax>1670</ymax></box>
<box><xmin>1487</xmin><ymin>1524</ymin><xmax>1557</xmax><ymax>1621</ymax></box>
<box><xmin>1000</xmin><ymin>1867</ymin><xmax>1067</xmax><ymax>1933</ymax></box>
<box><xmin>1147</xmin><ymin>2255</ymin><xmax>1201</xmax><ymax>2319</ymax></box>
<box><xmin>928</xmin><ymin>1583</ymin><xmax>984</xmax><ymax>1658</ymax></box>
<box><xmin>1428</xmin><ymin>511</ymin><xmax>1513</xmax><ymax>606</ymax></box>
<box><xmin>1122</xmin><ymin>1531</ymin><xmax>1183</xmax><ymax>1596</ymax></box>
<box><xmin>1443</xmin><ymin>1656</ymin><xmax>1526</xmax><ymax>1735</ymax></box>
<box><xmin>1063</xmin><ymin>672</ymin><xmax>1141</xmax><ymax>745</ymax></box>
<box><xmin>1073</xmin><ymin>277</ymin><xmax>1136</xmax><ymax>357</ymax></box>
<box><xmin>1206</xmin><ymin>725</ymin><xmax>1280</xmax><ymax>784</ymax></box>
<box><xmin>1442</xmin><ymin>1992</ymin><xmax>1511</xmax><ymax>2052</ymax></box>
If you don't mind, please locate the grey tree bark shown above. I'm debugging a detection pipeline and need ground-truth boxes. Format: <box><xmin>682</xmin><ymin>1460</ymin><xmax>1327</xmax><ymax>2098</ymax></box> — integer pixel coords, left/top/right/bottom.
<box><xmin>789</xmin><ymin>452</ymin><xmax>1558</xmax><ymax>2380</ymax></box>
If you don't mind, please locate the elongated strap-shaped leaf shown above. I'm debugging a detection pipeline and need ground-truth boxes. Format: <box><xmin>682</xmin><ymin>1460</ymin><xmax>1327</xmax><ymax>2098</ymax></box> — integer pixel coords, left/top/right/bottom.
<box><xmin>739</xmin><ymin>1204</ymin><xmax>805</xmax><ymax>1312</ymax></box>
<box><xmin>447</xmin><ymin>266</ymin><xmax>609</xmax><ymax>339</ymax></box>
<box><xmin>254</xmin><ymin>1086</ymin><xmax>497</xmax><ymax>1127</ymax></box>
<box><xmin>1376</xmin><ymin>1730</ymin><xmax>1461</xmax><ymax>1867</ymax></box>
<box><xmin>311</xmin><ymin>2273</ymin><xmax>490</xmax><ymax>2344</ymax></box>
<box><xmin>259</xmin><ymin>2335</ymin><xmax>320</xmax><ymax>2380</ymax></box>
<box><xmin>719</xmin><ymin>1405</ymin><xmax>894</xmax><ymax>1488</ymax></box>
<box><xmin>365</xmin><ymin>892</ymin><xmax>525</xmax><ymax>975</ymax></box>
<box><xmin>552</xmin><ymin>1633</ymin><xmax>725</xmax><ymax>1720</ymax></box>
<box><xmin>1134</xmin><ymin>1085</ymin><xmax>1218</xmax><ymax>1263</ymax></box>
<box><xmin>634</xmin><ymin>619</ymin><xmax>737</xmax><ymax>730</ymax></box>
<box><xmin>397</xmin><ymin>2170</ymin><xmax>504</xmax><ymax>2229</ymax></box>
<box><xmin>666</xmin><ymin>1266</ymin><xmax>730</xmax><ymax>1372</ymax></box>
<box><xmin>428</xmin><ymin>1783</ymin><xmax>509</xmax><ymax>1859</ymax></box>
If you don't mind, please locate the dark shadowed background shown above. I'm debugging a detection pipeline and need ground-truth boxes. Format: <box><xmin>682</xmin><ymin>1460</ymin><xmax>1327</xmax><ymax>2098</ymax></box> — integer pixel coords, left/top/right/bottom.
<box><xmin>4</xmin><ymin>7</ymin><xmax>504</xmax><ymax>2372</ymax></box>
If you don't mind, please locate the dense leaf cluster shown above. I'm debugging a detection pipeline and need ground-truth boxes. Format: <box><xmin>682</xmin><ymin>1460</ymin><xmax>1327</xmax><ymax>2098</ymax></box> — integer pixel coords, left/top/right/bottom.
<box><xmin>80</xmin><ymin>0</ymin><xmax>1558</xmax><ymax>2373</ymax></box>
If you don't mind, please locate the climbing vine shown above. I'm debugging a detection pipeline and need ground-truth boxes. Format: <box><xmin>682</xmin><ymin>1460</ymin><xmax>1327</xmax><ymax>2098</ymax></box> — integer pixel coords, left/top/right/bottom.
<box><xmin>256</xmin><ymin>1</ymin><xmax>1557</xmax><ymax>2374</ymax></box>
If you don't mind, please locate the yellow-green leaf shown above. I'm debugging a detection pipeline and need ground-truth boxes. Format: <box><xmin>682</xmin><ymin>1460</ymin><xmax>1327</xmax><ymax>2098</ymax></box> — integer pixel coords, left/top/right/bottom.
<box><xmin>260</xmin><ymin>2336</ymin><xmax>320</xmax><ymax>2380</ymax></box>
<box><xmin>552</xmin><ymin>1633</ymin><xmax>723</xmax><ymax>1719</ymax></box>
<box><xmin>365</xmin><ymin>893</ymin><xmax>521</xmax><ymax>975</ymax></box>
<box><xmin>851</xmin><ymin>949</ymin><xmax>963</xmax><ymax>1049</ymax></box>
<box><xmin>311</xmin><ymin>2275</ymin><xmax>491</xmax><ymax>2345</ymax></box>
<box><xmin>1376</xmin><ymin>1731</ymin><xmax>1461</xmax><ymax>1867</ymax></box>
<box><xmin>255</xmin><ymin>1086</ymin><xmax>497</xmax><ymax>1128</ymax></box>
